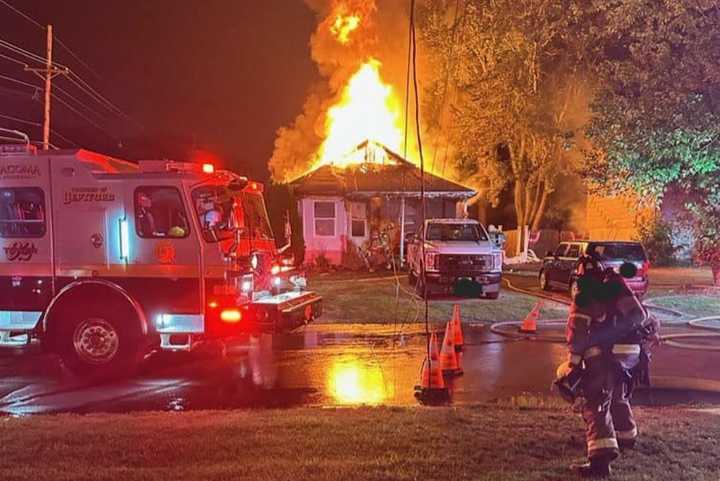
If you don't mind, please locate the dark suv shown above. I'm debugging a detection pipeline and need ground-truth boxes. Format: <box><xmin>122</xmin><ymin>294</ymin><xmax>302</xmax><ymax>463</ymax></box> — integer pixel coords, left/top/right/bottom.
<box><xmin>539</xmin><ymin>241</ymin><xmax>649</xmax><ymax>298</ymax></box>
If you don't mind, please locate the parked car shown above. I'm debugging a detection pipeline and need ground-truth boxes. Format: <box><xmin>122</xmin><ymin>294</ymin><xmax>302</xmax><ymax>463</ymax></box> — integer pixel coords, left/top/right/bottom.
<box><xmin>406</xmin><ymin>219</ymin><xmax>503</xmax><ymax>299</ymax></box>
<box><xmin>539</xmin><ymin>241</ymin><xmax>649</xmax><ymax>298</ymax></box>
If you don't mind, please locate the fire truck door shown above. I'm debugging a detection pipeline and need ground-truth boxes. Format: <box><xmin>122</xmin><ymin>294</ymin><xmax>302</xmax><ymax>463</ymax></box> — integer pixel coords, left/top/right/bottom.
<box><xmin>127</xmin><ymin>186</ymin><xmax>201</xmax><ymax>315</ymax></box>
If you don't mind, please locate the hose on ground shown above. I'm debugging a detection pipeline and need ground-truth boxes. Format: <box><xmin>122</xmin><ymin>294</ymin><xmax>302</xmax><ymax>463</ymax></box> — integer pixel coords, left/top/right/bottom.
<box><xmin>500</xmin><ymin>276</ymin><xmax>720</xmax><ymax>351</ymax></box>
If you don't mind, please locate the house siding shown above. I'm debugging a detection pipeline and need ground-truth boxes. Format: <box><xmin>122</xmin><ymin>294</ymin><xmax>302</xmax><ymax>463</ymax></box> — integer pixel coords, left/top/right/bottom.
<box><xmin>301</xmin><ymin>196</ymin><xmax>347</xmax><ymax>265</ymax></box>
<box><xmin>586</xmin><ymin>194</ymin><xmax>654</xmax><ymax>241</ymax></box>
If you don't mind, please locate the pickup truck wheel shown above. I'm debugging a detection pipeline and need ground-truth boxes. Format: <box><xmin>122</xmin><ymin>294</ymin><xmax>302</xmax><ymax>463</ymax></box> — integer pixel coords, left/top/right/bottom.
<box><xmin>55</xmin><ymin>299</ymin><xmax>144</xmax><ymax>379</ymax></box>
<box><xmin>539</xmin><ymin>270</ymin><xmax>551</xmax><ymax>291</ymax></box>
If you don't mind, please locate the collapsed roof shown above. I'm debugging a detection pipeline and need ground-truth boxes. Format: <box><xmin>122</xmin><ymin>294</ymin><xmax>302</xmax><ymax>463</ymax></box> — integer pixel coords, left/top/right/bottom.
<box><xmin>289</xmin><ymin>141</ymin><xmax>476</xmax><ymax>199</ymax></box>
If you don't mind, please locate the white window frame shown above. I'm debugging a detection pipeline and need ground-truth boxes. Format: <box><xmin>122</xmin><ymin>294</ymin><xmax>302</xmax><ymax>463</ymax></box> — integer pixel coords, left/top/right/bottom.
<box><xmin>313</xmin><ymin>201</ymin><xmax>336</xmax><ymax>237</ymax></box>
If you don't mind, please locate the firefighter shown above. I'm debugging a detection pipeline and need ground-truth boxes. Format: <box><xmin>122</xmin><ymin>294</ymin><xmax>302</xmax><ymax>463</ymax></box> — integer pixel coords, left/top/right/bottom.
<box><xmin>564</xmin><ymin>258</ymin><xmax>653</xmax><ymax>478</ymax></box>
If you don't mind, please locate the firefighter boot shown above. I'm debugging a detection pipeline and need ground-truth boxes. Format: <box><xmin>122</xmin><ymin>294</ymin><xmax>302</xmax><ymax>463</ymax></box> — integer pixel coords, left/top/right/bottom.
<box><xmin>570</xmin><ymin>458</ymin><xmax>612</xmax><ymax>478</ymax></box>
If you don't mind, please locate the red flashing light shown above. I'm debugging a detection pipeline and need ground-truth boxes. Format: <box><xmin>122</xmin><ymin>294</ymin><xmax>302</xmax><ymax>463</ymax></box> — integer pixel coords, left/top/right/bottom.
<box><xmin>220</xmin><ymin>308</ymin><xmax>242</xmax><ymax>323</ymax></box>
<box><xmin>202</xmin><ymin>163</ymin><xmax>215</xmax><ymax>174</ymax></box>
<box><xmin>208</xmin><ymin>300</ymin><xmax>219</xmax><ymax>309</ymax></box>
<box><xmin>271</xmin><ymin>265</ymin><xmax>280</xmax><ymax>275</ymax></box>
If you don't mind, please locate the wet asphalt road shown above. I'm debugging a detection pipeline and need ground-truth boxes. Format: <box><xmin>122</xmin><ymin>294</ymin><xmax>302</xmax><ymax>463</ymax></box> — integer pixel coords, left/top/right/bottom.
<box><xmin>2</xmin><ymin>314</ymin><xmax>720</xmax><ymax>415</ymax></box>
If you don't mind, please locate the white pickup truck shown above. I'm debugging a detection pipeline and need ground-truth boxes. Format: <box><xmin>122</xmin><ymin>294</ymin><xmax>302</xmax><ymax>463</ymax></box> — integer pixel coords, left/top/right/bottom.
<box><xmin>407</xmin><ymin>219</ymin><xmax>504</xmax><ymax>299</ymax></box>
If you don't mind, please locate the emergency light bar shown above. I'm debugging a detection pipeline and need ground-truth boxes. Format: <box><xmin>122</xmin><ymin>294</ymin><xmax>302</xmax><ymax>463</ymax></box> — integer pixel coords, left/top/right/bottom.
<box><xmin>138</xmin><ymin>160</ymin><xmax>216</xmax><ymax>174</ymax></box>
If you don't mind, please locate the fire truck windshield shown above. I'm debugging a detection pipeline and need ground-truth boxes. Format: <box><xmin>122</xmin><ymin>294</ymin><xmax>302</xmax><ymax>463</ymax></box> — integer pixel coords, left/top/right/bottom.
<box><xmin>192</xmin><ymin>186</ymin><xmax>272</xmax><ymax>242</ymax></box>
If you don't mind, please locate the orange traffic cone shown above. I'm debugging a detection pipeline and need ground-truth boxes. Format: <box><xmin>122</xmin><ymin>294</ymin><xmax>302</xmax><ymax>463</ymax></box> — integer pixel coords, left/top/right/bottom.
<box><xmin>419</xmin><ymin>356</ymin><xmax>445</xmax><ymax>389</ymax></box>
<box><xmin>414</xmin><ymin>353</ymin><xmax>451</xmax><ymax>405</ymax></box>
<box><xmin>429</xmin><ymin>331</ymin><xmax>440</xmax><ymax>361</ymax></box>
<box><xmin>519</xmin><ymin>301</ymin><xmax>543</xmax><ymax>334</ymax></box>
<box><xmin>451</xmin><ymin>304</ymin><xmax>464</xmax><ymax>352</ymax></box>
<box><xmin>440</xmin><ymin>321</ymin><xmax>463</xmax><ymax>376</ymax></box>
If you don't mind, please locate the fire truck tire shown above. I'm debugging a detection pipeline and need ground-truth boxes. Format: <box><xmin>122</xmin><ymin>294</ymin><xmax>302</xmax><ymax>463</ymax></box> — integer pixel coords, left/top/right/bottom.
<box><xmin>54</xmin><ymin>297</ymin><xmax>144</xmax><ymax>378</ymax></box>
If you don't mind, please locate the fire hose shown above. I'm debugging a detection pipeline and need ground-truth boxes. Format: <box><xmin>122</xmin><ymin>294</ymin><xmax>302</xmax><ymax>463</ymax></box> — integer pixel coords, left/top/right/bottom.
<box><xmin>498</xmin><ymin>277</ymin><xmax>720</xmax><ymax>351</ymax></box>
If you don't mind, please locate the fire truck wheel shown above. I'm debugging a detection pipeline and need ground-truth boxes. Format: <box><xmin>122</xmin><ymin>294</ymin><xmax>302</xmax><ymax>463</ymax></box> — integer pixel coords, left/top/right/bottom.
<box><xmin>55</xmin><ymin>298</ymin><xmax>144</xmax><ymax>378</ymax></box>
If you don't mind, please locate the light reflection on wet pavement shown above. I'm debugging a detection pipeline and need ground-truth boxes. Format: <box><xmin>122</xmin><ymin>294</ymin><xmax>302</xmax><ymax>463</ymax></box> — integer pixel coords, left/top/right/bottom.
<box><xmin>1</xmin><ymin>323</ymin><xmax>719</xmax><ymax>415</ymax></box>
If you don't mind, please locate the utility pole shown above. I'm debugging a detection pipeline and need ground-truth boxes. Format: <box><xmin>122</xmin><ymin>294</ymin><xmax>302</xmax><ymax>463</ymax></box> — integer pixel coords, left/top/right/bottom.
<box><xmin>25</xmin><ymin>25</ymin><xmax>68</xmax><ymax>150</ymax></box>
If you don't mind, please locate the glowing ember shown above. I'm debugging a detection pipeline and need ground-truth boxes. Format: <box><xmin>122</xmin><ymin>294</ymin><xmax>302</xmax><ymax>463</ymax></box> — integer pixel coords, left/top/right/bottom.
<box><xmin>317</xmin><ymin>59</ymin><xmax>404</xmax><ymax>168</ymax></box>
<box><xmin>331</xmin><ymin>13</ymin><xmax>361</xmax><ymax>44</ymax></box>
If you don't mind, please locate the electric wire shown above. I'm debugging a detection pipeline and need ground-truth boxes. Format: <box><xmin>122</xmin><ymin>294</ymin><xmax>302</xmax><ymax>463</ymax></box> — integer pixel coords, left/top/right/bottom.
<box><xmin>0</xmin><ymin>0</ymin><xmax>102</xmax><ymax>79</ymax></box>
<box><xmin>409</xmin><ymin>0</ymin><xmax>432</xmax><ymax>383</ymax></box>
<box><xmin>0</xmin><ymin>112</ymin><xmax>76</xmax><ymax>146</ymax></box>
<box><xmin>0</xmin><ymin>73</ymin><xmax>117</xmax><ymax>140</ymax></box>
<box><xmin>0</xmin><ymin>52</ymin><xmax>28</xmax><ymax>68</ymax></box>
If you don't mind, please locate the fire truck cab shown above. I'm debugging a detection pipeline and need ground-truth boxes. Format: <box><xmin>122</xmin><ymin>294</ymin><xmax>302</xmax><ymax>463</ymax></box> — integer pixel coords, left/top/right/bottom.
<box><xmin>0</xmin><ymin>142</ymin><xmax>321</xmax><ymax>376</ymax></box>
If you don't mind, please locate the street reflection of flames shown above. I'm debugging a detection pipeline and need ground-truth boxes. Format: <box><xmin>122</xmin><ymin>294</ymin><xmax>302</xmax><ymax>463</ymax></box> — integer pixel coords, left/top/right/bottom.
<box><xmin>328</xmin><ymin>358</ymin><xmax>391</xmax><ymax>405</ymax></box>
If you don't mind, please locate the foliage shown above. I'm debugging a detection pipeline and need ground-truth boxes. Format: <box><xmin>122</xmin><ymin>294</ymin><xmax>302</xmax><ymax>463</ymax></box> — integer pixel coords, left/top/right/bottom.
<box><xmin>577</xmin><ymin>1</ymin><xmax>720</xmax><ymax>270</ymax></box>
<box><xmin>692</xmin><ymin>204</ymin><xmax>720</xmax><ymax>269</ymax></box>
<box><xmin>636</xmin><ymin>218</ymin><xmax>681</xmax><ymax>267</ymax></box>
<box><xmin>419</xmin><ymin>0</ymin><xmax>589</xmax><ymax>248</ymax></box>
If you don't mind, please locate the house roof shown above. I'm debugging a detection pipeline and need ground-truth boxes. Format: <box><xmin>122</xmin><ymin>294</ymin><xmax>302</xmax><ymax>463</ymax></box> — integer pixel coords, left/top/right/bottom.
<box><xmin>289</xmin><ymin>141</ymin><xmax>476</xmax><ymax>199</ymax></box>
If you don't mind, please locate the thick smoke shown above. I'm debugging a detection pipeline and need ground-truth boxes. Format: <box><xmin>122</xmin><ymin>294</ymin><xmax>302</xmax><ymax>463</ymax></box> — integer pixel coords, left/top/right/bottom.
<box><xmin>269</xmin><ymin>0</ymin><xmax>422</xmax><ymax>183</ymax></box>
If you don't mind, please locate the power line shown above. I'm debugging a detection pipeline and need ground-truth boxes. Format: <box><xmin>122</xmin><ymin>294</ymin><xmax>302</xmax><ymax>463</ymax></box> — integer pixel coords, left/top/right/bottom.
<box><xmin>0</xmin><ymin>0</ymin><xmax>41</xmax><ymax>29</ymax></box>
<box><xmin>0</xmin><ymin>52</ymin><xmax>27</xmax><ymax>68</ymax></box>
<box><xmin>0</xmin><ymin>112</ymin><xmax>76</xmax><ymax>146</ymax></box>
<box><xmin>0</xmin><ymin>0</ymin><xmax>101</xmax><ymax>80</ymax></box>
<box><xmin>0</xmin><ymin>38</ymin><xmax>68</xmax><ymax>70</ymax></box>
<box><xmin>0</xmin><ymin>73</ymin><xmax>117</xmax><ymax>142</ymax></box>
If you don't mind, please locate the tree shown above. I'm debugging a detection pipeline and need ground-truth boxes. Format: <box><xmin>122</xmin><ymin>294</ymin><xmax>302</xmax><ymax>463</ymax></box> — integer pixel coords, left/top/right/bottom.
<box><xmin>578</xmin><ymin>0</ymin><xmax>720</xmax><ymax>283</ymax></box>
<box><xmin>420</xmin><ymin>0</ymin><xmax>589</xmax><ymax>253</ymax></box>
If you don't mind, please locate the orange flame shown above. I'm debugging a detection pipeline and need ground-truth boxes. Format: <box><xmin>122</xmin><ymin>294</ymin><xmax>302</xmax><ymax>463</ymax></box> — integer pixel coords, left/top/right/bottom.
<box><xmin>316</xmin><ymin>59</ymin><xmax>404</xmax><ymax>168</ymax></box>
<box><xmin>331</xmin><ymin>13</ymin><xmax>361</xmax><ymax>44</ymax></box>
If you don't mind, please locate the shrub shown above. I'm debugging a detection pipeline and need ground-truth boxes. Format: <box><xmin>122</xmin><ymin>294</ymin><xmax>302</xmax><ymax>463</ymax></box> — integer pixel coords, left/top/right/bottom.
<box><xmin>636</xmin><ymin>218</ymin><xmax>682</xmax><ymax>266</ymax></box>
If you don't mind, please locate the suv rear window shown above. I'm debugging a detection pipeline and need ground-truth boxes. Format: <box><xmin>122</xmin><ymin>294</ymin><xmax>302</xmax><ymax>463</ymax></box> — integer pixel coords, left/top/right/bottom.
<box><xmin>588</xmin><ymin>243</ymin><xmax>646</xmax><ymax>261</ymax></box>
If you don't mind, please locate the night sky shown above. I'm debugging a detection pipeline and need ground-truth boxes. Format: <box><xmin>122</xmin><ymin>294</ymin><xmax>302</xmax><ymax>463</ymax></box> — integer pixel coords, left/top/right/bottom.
<box><xmin>0</xmin><ymin>1</ymin><xmax>319</xmax><ymax>181</ymax></box>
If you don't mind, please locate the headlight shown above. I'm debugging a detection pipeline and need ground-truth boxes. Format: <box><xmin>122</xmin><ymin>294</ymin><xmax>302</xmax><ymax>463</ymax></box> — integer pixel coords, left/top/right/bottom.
<box><xmin>250</xmin><ymin>253</ymin><xmax>259</xmax><ymax>270</ymax></box>
<box><xmin>493</xmin><ymin>252</ymin><xmax>503</xmax><ymax>270</ymax></box>
<box><xmin>424</xmin><ymin>252</ymin><xmax>439</xmax><ymax>272</ymax></box>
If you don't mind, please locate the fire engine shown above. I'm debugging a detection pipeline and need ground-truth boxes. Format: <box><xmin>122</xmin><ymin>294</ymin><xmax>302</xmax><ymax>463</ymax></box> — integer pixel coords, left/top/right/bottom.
<box><xmin>0</xmin><ymin>139</ymin><xmax>322</xmax><ymax>377</ymax></box>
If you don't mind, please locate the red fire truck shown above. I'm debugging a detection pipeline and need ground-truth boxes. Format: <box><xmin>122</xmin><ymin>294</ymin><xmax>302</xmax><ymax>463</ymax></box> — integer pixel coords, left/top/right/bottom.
<box><xmin>0</xmin><ymin>140</ymin><xmax>321</xmax><ymax>377</ymax></box>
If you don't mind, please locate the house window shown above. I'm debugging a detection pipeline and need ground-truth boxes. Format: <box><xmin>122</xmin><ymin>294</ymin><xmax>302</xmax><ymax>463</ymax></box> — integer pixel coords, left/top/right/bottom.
<box><xmin>351</xmin><ymin>219</ymin><xmax>365</xmax><ymax>237</ymax></box>
<box><xmin>349</xmin><ymin>201</ymin><xmax>366</xmax><ymax>238</ymax></box>
<box><xmin>135</xmin><ymin>187</ymin><xmax>189</xmax><ymax>239</ymax></box>
<box><xmin>0</xmin><ymin>187</ymin><xmax>46</xmax><ymax>238</ymax></box>
<box><xmin>314</xmin><ymin>201</ymin><xmax>335</xmax><ymax>237</ymax></box>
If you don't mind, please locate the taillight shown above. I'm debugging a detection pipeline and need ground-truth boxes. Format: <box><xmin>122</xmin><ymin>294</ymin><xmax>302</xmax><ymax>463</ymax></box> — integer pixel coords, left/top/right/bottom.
<box><xmin>220</xmin><ymin>308</ymin><xmax>242</xmax><ymax>323</ymax></box>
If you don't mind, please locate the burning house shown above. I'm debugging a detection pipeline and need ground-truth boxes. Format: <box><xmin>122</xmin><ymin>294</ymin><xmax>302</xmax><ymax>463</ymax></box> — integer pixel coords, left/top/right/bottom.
<box><xmin>290</xmin><ymin>140</ymin><xmax>475</xmax><ymax>266</ymax></box>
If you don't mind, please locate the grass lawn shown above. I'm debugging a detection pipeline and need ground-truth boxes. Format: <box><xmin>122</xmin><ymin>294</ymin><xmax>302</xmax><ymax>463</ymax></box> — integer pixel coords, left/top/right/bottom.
<box><xmin>310</xmin><ymin>274</ymin><xmax>568</xmax><ymax>324</ymax></box>
<box><xmin>2</xmin><ymin>405</ymin><xmax>719</xmax><ymax>481</ymax></box>
<box><xmin>646</xmin><ymin>291</ymin><xmax>720</xmax><ymax>320</ymax></box>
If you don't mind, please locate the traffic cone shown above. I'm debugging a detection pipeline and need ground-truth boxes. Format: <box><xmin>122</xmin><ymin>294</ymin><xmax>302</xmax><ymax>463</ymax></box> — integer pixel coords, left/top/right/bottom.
<box><xmin>440</xmin><ymin>321</ymin><xmax>463</xmax><ymax>376</ymax></box>
<box><xmin>519</xmin><ymin>301</ymin><xmax>543</xmax><ymax>334</ymax></box>
<box><xmin>451</xmin><ymin>304</ymin><xmax>464</xmax><ymax>352</ymax></box>
<box><xmin>429</xmin><ymin>331</ymin><xmax>440</xmax><ymax>361</ymax></box>
<box><xmin>414</xmin><ymin>355</ymin><xmax>450</xmax><ymax>405</ymax></box>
